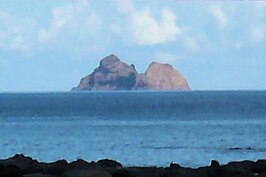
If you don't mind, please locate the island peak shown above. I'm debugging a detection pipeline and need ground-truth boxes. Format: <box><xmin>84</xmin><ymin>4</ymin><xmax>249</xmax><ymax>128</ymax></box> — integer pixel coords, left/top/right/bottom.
<box><xmin>148</xmin><ymin>61</ymin><xmax>173</xmax><ymax>69</ymax></box>
<box><xmin>72</xmin><ymin>54</ymin><xmax>190</xmax><ymax>91</ymax></box>
<box><xmin>100</xmin><ymin>54</ymin><xmax>120</xmax><ymax>68</ymax></box>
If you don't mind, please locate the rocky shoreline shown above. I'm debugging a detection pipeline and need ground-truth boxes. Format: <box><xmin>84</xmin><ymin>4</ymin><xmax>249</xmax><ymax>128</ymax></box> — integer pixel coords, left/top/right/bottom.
<box><xmin>0</xmin><ymin>154</ymin><xmax>266</xmax><ymax>177</ymax></box>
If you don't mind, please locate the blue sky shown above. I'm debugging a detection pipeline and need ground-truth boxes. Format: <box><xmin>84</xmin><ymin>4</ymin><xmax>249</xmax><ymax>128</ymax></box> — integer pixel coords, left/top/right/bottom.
<box><xmin>0</xmin><ymin>0</ymin><xmax>265</xmax><ymax>91</ymax></box>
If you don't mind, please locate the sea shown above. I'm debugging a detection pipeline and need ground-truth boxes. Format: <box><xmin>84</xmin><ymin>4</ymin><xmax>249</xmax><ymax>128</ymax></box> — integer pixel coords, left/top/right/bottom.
<box><xmin>0</xmin><ymin>91</ymin><xmax>266</xmax><ymax>167</ymax></box>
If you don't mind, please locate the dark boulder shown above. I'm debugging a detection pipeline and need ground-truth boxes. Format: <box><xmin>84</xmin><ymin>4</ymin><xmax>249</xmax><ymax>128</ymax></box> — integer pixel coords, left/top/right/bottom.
<box><xmin>1</xmin><ymin>154</ymin><xmax>266</xmax><ymax>177</ymax></box>
<box><xmin>87</xmin><ymin>171</ymin><xmax>112</xmax><ymax>177</ymax></box>
<box><xmin>167</xmin><ymin>164</ymin><xmax>194</xmax><ymax>177</ymax></box>
<box><xmin>130</xmin><ymin>167</ymin><xmax>165</xmax><ymax>177</ymax></box>
<box><xmin>169</xmin><ymin>163</ymin><xmax>181</xmax><ymax>169</ymax></box>
<box><xmin>41</xmin><ymin>160</ymin><xmax>68</xmax><ymax>176</ymax></box>
<box><xmin>97</xmin><ymin>159</ymin><xmax>122</xmax><ymax>169</ymax></box>
<box><xmin>67</xmin><ymin>159</ymin><xmax>100</xmax><ymax>170</ymax></box>
<box><xmin>258</xmin><ymin>171</ymin><xmax>266</xmax><ymax>177</ymax></box>
<box><xmin>218</xmin><ymin>161</ymin><xmax>257</xmax><ymax>177</ymax></box>
<box><xmin>112</xmin><ymin>169</ymin><xmax>136</xmax><ymax>177</ymax></box>
<box><xmin>0</xmin><ymin>165</ymin><xmax>23</xmax><ymax>177</ymax></box>
<box><xmin>63</xmin><ymin>170</ymin><xmax>111</xmax><ymax>177</ymax></box>
<box><xmin>210</xmin><ymin>160</ymin><xmax>220</xmax><ymax>168</ymax></box>
<box><xmin>0</xmin><ymin>154</ymin><xmax>38</xmax><ymax>173</ymax></box>
<box><xmin>29</xmin><ymin>162</ymin><xmax>49</xmax><ymax>174</ymax></box>
<box><xmin>255</xmin><ymin>160</ymin><xmax>266</xmax><ymax>173</ymax></box>
<box><xmin>23</xmin><ymin>173</ymin><xmax>57</xmax><ymax>177</ymax></box>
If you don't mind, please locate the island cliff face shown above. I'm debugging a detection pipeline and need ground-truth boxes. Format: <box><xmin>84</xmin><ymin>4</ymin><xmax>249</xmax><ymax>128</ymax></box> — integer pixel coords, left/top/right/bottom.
<box><xmin>72</xmin><ymin>54</ymin><xmax>190</xmax><ymax>91</ymax></box>
<box><xmin>145</xmin><ymin>62</ymin><xmax>190</xmax><ymax>90</ymax></box>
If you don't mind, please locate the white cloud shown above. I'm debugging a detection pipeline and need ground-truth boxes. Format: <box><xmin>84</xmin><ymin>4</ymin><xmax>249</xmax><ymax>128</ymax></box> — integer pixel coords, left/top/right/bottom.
<box><xmin>249</xmin><ymin>2</ymin><xmax>266</xmax><ymax>43</ymax></box>
<box><xmin>234</xmin><ymin>42</ymin><xmax>243</xmax><ymax>49</ymax></box>
<box><xmin>183</xmin><ymin>36</ymin><xmax>199</xmax><ymax>51</ymax></box>
<box><xmin>113</xmin><ymin>2</ymin><xmax>198</xmax><ymax>49</ymax></box>
<box><xmin>254</xmin><ymin>1</ymin><xmax>266</xmax><ymax>10</ymax></box>
<box><xmin>252</xmin><ymin>27</ymin><xmax>265</xmax><ymax>43</ymax></box>
<box><xmin>209</xmin><ymin>5</ymin><xmax>227</xmax><ymax>29</ymax></box>
<box><xmin>116</xmin><ymin>0</ymin><xmax>134</xmax><ymax>14</ymax></box>
<box><xmin>39</xmin><ymin>4</ymin><xmax>73</xmax><ymax>42</ymax></box>
<box><xmin>76</xmin><ymin>0</ymin><xmax>90</xmax><ymax>8</ymax></box>
<box><xmin>0</xmin><ymin>11</ymin><xmax>33</xmax><ymax>55</ymax></box>
<box><xmin>129</xmin><ymin>8</ymin><xmax>180</xmax><ymax>45</ymax></box>
<box><xmin>110</xmin><ymin>24</ymin><xmax>121</xmax><ymax>34</ymax></box>
<box><xmin>39</xmin><ymin>0</ymin><xmax>101</xmax><ymax>43</ymax></box>
<box><xmin>86</xmin><ymin>12</ymin><xmax>102</xmax><ymax>29</ymax></box>
<box><xmin>11</xmin><ymin>35</ymin><xmax>28</xmax><ymax>52</ymax></box>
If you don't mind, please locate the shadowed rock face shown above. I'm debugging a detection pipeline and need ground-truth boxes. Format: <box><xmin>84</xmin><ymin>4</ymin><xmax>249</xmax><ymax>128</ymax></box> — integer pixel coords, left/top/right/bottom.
<box><xmin>72</xmin><ymin>54</ymin><xmax>190</xmax><ymax>91</ymax></box>
<box><xmin>73</xmin><ymin>54</ymin><xmax>138</xmax><ymax>91</ymax></box>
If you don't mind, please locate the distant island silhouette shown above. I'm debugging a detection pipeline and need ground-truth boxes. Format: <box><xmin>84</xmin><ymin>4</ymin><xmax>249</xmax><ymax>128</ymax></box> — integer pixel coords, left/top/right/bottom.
<box><xmin>72</xmin><ymin>54</ymin><xmax>190</xmax><ymax>91</ymax></box>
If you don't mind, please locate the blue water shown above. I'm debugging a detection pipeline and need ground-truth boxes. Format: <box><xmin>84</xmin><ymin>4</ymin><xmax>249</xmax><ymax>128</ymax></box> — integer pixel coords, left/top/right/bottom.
<box><xmin>0</xmin><ymin>91</ymin><xmax>266</xmax><ymax>167</ymax></box>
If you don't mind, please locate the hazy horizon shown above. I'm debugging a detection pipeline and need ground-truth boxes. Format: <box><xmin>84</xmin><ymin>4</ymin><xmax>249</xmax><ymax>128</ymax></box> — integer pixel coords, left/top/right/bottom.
<box><xmin>0</xmin><ymin>0</ymin><xmax>265</xmax><ymax>92</ymax></box>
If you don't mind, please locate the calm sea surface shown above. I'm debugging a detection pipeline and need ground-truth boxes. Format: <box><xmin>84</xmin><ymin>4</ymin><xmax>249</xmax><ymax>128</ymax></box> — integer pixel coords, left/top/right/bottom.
<box><xmin>0</xmin><ymin>91</ymin><xmax>266</xmax><ymax>167</ymax></box>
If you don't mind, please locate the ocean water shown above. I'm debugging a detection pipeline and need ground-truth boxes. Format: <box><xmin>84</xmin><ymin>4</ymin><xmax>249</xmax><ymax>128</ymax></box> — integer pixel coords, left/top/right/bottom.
<box><xmin>0</xmin><ymin>91</ymin><xmax>266</xmax><ymax>167</ymax></box>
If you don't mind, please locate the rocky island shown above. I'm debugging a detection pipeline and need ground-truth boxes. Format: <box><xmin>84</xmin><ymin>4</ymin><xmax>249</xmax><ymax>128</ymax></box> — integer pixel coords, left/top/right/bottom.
<box><xmin>72</xmin><ymin>54</ymin><xmax>190</xmax><ymax>91</ymax></box>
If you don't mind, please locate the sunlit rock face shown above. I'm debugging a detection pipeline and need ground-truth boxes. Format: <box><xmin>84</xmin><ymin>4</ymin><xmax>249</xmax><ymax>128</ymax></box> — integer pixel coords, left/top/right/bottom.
<box><xmin>72</xmin><ymin>54</ymin><xmax>190</xmax><ymax>91</ymax></box>
<box><xmin>145</xmin><ymin>62</ymin><xmax>190</xmax><ymax>90</ymax></box>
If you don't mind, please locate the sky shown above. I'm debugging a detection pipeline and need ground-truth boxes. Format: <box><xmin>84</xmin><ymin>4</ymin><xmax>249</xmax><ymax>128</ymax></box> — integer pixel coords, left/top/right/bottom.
<box><xmin>0</xmin><ymin>0</ymin><xmax>265</xmax><ymax>92</ymax></box>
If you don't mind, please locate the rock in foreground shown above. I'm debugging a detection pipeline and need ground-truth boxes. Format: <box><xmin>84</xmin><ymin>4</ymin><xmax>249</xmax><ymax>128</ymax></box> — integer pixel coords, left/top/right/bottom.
<box><xmin>0</xmin><ymin>154</ymin><xmax>266</xmax><ymax>177</ymax></box>
<box><xmin>72</xmin><ymin>54</ymin><xmax>190</xmax><ymax>91</ymax></box>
